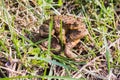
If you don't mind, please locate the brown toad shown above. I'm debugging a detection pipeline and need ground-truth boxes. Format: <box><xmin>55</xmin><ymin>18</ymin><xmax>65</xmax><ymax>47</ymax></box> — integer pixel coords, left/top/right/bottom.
<box><xmin>39</xmin><ymin>15</ymin><xmax>88</xmax><ymax>61</ymax></box>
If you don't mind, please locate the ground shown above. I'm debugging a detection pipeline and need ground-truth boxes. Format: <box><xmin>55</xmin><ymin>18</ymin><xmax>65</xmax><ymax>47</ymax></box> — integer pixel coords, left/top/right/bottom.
<box><xmin>0</xmin><ymin>0</ymin><xmax>120</xmax><ymax>80</ymax></box>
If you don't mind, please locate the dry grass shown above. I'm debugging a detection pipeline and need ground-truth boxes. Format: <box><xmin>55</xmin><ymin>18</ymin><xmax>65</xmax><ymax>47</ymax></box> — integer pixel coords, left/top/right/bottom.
<box><xmin>0</xmin><ymin>0</ymin><xmax>120</xmax><ymax>80</ymax></box>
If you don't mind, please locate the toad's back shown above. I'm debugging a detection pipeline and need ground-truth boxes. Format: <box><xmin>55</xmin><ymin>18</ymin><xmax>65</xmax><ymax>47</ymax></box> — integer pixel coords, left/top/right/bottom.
<box><xmin>53</xmin><ymin>15</ymin><xmax>77</xmax><ymax>25</ymax></box>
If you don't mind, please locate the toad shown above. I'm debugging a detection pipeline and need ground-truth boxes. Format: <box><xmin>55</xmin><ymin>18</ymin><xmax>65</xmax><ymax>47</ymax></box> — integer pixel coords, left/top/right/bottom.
<box><xmin>39</xmin><ymin>15</ymin><xmax>88</xmax><ymax>61</ymax></box>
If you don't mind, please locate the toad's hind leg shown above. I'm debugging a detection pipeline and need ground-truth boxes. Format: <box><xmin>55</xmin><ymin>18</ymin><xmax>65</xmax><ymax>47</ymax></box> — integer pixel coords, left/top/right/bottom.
<box><xmin>64</xmin><ymin>39</ymin><xmax>80</xmax><ymax>61</ymax></box>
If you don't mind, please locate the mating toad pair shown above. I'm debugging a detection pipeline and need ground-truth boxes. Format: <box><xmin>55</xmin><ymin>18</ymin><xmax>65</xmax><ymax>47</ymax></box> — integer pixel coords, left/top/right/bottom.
<box><xmin>39</xmin><ymin>15</ymin><xmax>88</xmax><ymax>61</ymax></box>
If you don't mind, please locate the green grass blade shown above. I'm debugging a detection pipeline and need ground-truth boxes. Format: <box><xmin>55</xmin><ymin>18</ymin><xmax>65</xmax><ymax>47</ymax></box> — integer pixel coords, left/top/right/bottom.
<box><xmin>0</xmin><ymin>75</ymin><xmax>83</xmax><ymax>80</ymax></box>
<box><xmin>47</xmin><ymin>17</ymin><xmax>53</xmax><ymax>55</ymax></box>
<box><xmin>103</xmin><ymin>33</ymin><xmax>112</xmax><ymax>73</ymax></box>
<box><xmin>28</xmin><ymin>56</ymin><xmax>70</xmax><ymax>69</ymax></box>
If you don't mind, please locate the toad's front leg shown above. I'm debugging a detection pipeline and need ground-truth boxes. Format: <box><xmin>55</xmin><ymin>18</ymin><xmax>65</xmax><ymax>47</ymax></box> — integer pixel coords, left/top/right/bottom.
<box><xmin>64</xmin><ymin>39</ymin><xmax>80</xmax><ymax>61</ymax></box>
<box><xmin>64</xmin><ymin>28</ymin><xmax>88</xmax><ymax>61</ymax></box>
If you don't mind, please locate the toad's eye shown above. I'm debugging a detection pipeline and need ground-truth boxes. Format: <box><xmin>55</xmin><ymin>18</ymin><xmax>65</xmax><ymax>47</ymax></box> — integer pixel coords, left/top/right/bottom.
<box><xmin>70</xmin><ymin>22</ymin><xmax>78</xmax><ymax>28</ymax></box>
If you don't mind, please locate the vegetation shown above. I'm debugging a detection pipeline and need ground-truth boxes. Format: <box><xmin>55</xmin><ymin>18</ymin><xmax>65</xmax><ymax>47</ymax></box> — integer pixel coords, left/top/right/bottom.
<box><xmin>0</xmin><ymin>0</ymin><xmax>120</xmax><ymax>80</ymax></box>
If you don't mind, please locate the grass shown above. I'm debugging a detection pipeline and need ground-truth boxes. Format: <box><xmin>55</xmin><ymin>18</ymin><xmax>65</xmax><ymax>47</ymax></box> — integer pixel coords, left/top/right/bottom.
<box><xmin>0</xmin><ymin>0</ymin><xmax>120</xmax><ymax>80</ymax></box>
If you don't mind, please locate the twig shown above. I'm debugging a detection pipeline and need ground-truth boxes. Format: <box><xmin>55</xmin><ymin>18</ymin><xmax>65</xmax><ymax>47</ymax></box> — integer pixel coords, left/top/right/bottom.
<box><xmin>72</xmin><ymin>55</ymin><xmax>102</xmax><ymax>78</ymax></box>
<box><xmin>0</xmin><ymin>66</ymin><xmax>22</xmax><ymax>75</ymax></box>
<box><xmin>83</xmin><ymin>68</ymin><xmax>107</xmax><ymax>80</ymax></box>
